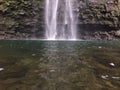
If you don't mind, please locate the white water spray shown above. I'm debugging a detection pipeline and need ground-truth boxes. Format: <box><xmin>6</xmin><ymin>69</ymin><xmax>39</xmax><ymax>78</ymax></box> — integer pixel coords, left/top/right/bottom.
<box><xmin>45</xmin><ymin>0</ymin><xmax>77</xmax><ymax>40</ymax></box>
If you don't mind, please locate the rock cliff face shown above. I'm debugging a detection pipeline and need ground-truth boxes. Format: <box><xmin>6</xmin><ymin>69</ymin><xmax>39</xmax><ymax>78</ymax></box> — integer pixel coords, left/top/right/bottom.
<box><xmin>77</xmin><ymin>0</ymin><xmax>120</xmax><ymax>40</ymax></box>
<box><xmin>0</xmin><ymin>0</ymin><xmax>44</xmax><ymax>39</ymax></box>
<box><xmin>0</xmin><ymin>0</ymin><xmax>120</xmax><ymax>40</ymax></box>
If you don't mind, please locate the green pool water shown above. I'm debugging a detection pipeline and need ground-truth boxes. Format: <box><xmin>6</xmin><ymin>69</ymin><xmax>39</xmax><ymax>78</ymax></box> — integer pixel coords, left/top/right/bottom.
<box><xmin>0</xmin><ymin>40</ymin><xmax>119</xmax><ymax>90</ymax></box>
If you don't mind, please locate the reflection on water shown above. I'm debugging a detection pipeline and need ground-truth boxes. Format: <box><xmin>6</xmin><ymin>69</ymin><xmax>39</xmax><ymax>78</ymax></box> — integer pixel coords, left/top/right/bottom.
<box><xmin>0</xmin><ymin>40</ymin><xmax>119</xmax><ymax>90</ymax></box>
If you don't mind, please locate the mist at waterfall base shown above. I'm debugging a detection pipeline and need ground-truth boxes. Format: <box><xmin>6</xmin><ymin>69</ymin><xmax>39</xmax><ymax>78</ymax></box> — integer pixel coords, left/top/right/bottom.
<box><xmin>45</xmin><ymin>0</ymin><xmax>78</xmax><ymax>40</ymax></box>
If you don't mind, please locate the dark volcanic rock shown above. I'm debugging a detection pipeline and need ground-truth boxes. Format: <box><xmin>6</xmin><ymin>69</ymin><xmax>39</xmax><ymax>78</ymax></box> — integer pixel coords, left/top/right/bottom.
<box><xmin>0</xmin><ymin>0</ymin><xmax>44</xmax><ymax>39</ymax></box>
<box><xmin>77</xmin><ymin>0</ymin><xmax>120</xmax><ymax>40</ymax></box>
<box><xmin>1</xmin><ymin>0</ymin><xmax>120</xmax><ymax>40</ymax></box>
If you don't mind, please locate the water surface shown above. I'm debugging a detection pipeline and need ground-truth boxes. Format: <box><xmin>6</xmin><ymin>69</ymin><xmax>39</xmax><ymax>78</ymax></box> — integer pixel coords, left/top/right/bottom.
<box><xmin>0</xmin><ymin>40</ymin><xmax>120</xmax><ymax>90</ymax></box>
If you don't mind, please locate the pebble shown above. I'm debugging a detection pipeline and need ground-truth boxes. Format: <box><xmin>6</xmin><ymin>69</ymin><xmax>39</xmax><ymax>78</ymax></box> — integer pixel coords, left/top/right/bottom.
<box><xmin>0</xmin><ymin>68</ymin><xmax>4</xmax><ymax>71</ymax></box>
<box><xmin>101</xmin><ymin>75</ymin><xmax>108</xmax><ymax>79</ymax></box>
<box><xmin>50</xmin><ymin>69</ymin><xmax>55</xmax><ymax>72</ymax></box>
<box><xmin>98</xmin><ymin>46</ymin><xmax>102</xmax><ymax>49</ymax></box>
<box><xmin>112</xmin><ymin>77</ymin><xmax>120</xmax><ymax>79</ymax></box>
<box><xmin>109</xmin><ymin>63</ymin><xmax>115</xmax><ymax>67</ymax></box>
<box><xmin>32</xmin><ymin>54</ymin><xmax>36</xmax><ymax>56</ymax></box>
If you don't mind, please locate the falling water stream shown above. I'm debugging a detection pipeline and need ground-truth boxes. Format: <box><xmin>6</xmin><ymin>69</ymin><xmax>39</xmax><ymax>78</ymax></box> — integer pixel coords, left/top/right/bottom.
<box><xmin>45</xmin><ymin>0</ymin><xmax>77</xmax><ymax>40</ymax></box>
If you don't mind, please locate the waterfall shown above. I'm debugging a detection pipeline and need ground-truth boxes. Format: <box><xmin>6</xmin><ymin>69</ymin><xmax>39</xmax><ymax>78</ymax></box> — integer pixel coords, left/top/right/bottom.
<box><xmin>45</xmin><ymin>0</ymin><xmax>77</xmax><ymax>40</ymax></box>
